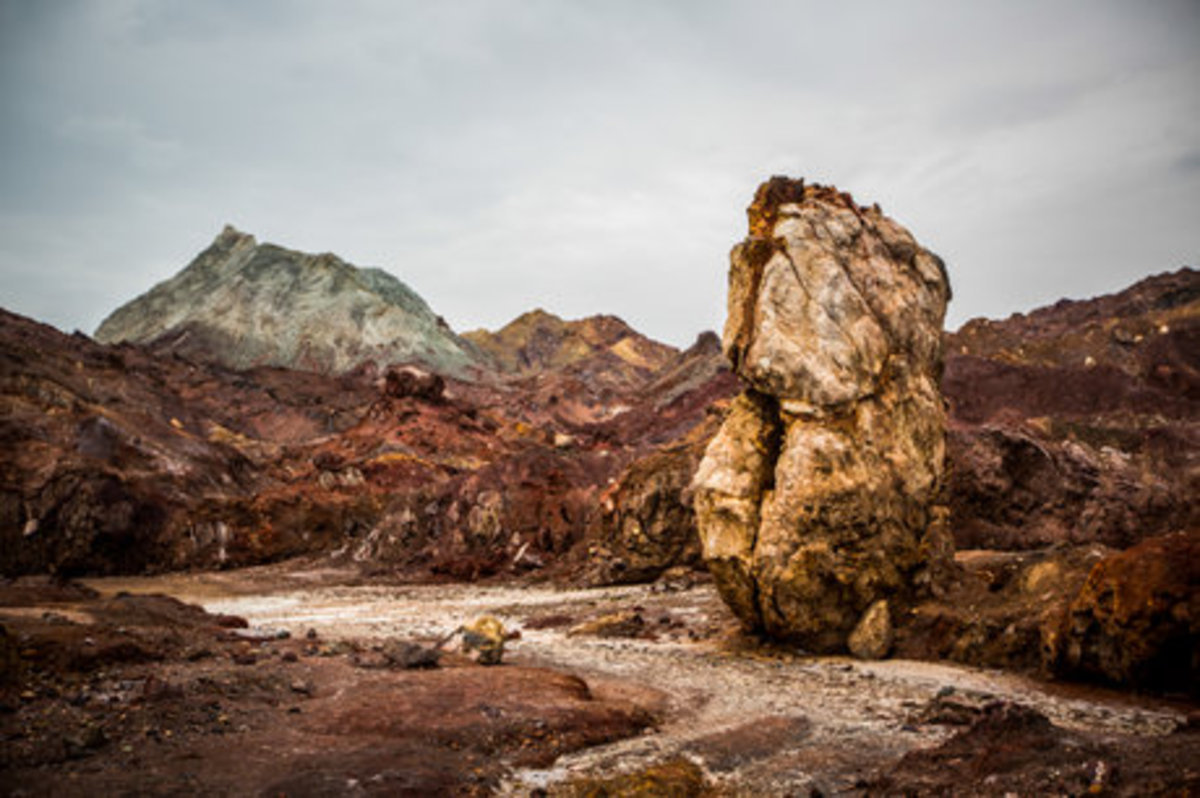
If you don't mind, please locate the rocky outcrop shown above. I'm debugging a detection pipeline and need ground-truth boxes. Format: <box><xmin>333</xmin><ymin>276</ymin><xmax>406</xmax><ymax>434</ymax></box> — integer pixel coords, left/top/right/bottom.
<box><xmin>95</xmin><ymin>226</ymin><xmax>483</xmax><ymax>377</ymax></box>
<box><xmin>582</xmin><ymin>416</ymin><xmax>718</xmax><ymax>585</ymax></box>
<box><xmin>870</xmin><ymin>701</ymin><xmax>1200</xmax><ymax>796</ymax></box>
<box><xmin>0</xmin><ymin>307</ymin><xmax>385</xmax><ymax>576</ymax></box>
<box><xmin>692</xmin><ymin>177</ymin><xmax>952</xmax><ymax>651</ymax></box>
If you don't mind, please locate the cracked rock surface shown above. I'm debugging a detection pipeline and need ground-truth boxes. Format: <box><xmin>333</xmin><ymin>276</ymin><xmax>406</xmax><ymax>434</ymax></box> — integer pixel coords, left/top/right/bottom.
<box><xmin>692</xmin><ymin>177</ymin><xmax>953</xmax><ymax>651</ymax></box>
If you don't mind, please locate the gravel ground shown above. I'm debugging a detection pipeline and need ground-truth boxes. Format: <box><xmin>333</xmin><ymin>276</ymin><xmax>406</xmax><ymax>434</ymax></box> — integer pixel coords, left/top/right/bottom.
<box><xmin>87</xmin><ymin>570</ymin><xmax>1188</xmax><ymax>795</ymax></box>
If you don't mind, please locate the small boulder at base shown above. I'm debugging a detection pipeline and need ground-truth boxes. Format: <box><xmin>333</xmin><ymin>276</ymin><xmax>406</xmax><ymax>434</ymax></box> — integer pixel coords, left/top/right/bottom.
<box><xmin>848</xmin><ymin>600</ymin><xmax>894</xmax><ymax>660</ymax></box>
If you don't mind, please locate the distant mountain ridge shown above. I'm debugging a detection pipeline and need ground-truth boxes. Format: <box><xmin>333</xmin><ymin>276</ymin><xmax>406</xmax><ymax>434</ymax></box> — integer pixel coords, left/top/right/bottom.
<box><xmin>94</xmin><ymin>225</ymin><xmax>482</xmax><ymax>377</ymax></box>
<box><xmin>464</xmin><ymin>308</ymin><xmax>678</xmax><ymax>376</ymax></box>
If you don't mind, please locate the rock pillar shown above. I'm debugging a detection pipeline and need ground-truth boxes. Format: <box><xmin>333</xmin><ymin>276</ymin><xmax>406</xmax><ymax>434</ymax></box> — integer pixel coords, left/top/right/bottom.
<box><xmin>692</xmin><ymin>177</ymin><xmax>952</xmax><ymax>652</ymax></box>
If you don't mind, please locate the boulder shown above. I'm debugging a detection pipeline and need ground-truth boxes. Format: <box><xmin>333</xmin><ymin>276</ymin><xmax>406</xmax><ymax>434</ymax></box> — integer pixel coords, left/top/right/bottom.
<box><xmin>383</xmin><ymin>366</ymin><xmax>445</xmax><ymax>402</ymax></box>
<box><xmin>1053</xmin><ymin>530</ymin><xmax>1199</xmax><ymax>694</ymax></box>
<box><xmin>692</xmin><ymin>177</ymin><xmax>952</xmax><ymax>651</ymax></box>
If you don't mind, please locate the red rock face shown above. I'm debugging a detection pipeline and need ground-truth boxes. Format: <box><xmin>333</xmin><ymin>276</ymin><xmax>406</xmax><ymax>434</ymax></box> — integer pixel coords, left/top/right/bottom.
<box><xmin>943</xmin><ymin>267</ymin><xmax>1200</xmax><ymax>550</ymax></box>
<box><xmin>0</xmin><ymin>304</ymin><xmax>731</xmax><ymax>579</ymax></box>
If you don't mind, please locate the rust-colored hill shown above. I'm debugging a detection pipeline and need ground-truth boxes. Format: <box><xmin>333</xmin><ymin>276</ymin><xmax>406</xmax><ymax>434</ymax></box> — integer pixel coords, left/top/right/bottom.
<box><xmin>943</xmin><ymin>267</ymin><xmax>1200</xmax><ymax>550</ymax></box>
<box><xmin>0</xmin><ymin>301</ymin><xmax>728</xmax><ymax>579</ymax></box>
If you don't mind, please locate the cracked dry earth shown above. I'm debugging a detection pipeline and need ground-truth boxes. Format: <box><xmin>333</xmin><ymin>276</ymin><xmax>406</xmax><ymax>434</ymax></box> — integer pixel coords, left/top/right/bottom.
<box><xmin>73</xmin><ymin>564</ymin><xmax>1194</xmax><ymax>796</ymax></box>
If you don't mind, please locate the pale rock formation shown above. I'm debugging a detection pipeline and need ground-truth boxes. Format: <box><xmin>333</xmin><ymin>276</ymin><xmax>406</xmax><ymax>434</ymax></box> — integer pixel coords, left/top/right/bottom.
<box><xmin>95</xmin><ymin>226</ymin><xmax>482</xmax><ymax>377</ymax></box>
<box><xmin>692</xmin><ymin>177</ymin><xmax>952</xmax><ymax>652</ymax></box>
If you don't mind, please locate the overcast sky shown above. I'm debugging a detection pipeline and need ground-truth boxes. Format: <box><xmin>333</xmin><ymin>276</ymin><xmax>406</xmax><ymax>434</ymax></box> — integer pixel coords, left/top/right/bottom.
<box><xmin>1</xmin><ymin>1</ymin><xmax>1197</xmax><ymax>347</ymax></box>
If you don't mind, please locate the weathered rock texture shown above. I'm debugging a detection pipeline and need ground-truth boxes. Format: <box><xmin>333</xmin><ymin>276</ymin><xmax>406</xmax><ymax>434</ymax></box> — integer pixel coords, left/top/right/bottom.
<box><xmin>95</xmin><ymin>226</ymin><xmax>482</xmax><ymax>377</ymax></box>
<box><xmin>692</xmin><ymin>177</ymin><xmax>952</xmax><ymax>651</ymax></box>
<box><xmin>1</xmin><ymin>296</ymin><xmax>729</xmax><ymax>579</ymax></box>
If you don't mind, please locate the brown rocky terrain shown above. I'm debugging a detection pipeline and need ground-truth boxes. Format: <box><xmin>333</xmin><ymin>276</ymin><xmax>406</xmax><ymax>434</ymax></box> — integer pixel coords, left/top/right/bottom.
<box><xmin>5</xmin><ymin>568</ymin><xmax>1194</xmax><ymax>795</ymax></box>
<box><xmin>0</xmin><ymin>295</ymin><xmax>731</xmax><ymax>582</ymax></box>
<box><xmin>1</xmin><ymin>193</ymin><xmax>1197</xmax><ymax>793</ymax></box>
<box><xmin>0</xmin><ymin>576</ymin><xmax>660</xmax><ymax>795</ymax></box>
<box><xmin>943</xmin><ymin>267</ymin><xmax>1200</xmax><ymax>551</ymax></box>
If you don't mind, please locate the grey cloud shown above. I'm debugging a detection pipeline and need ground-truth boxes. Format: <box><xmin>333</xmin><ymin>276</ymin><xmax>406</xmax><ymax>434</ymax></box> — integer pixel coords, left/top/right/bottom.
<box><xmin>0</xmin><ymin>0</ymin><xmax>1197</xmax><ymax>344</ymax></box>
<box><xmin>1175</xmin><ymin>151</ymin><xmax>1200</xmax><ymax>175</ymax></box>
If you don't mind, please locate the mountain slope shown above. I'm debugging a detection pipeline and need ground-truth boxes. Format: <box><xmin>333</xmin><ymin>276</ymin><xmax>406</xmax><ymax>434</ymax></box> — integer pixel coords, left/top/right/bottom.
<box><xmin>95</xmin><ymin>226</ymin><xmax>483</xmax><ymax>376</ymax></box>
<box><xmin>942</xmin><ymin>266</ymin><xmax>1200</xmax><ymax>550</ymax></box>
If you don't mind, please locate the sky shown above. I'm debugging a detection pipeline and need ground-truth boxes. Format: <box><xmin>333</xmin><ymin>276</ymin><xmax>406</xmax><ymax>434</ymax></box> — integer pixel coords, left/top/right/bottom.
<box><xmin>1</xmin><ymin>1</ymin><xmax>1197</xmax><ymax>347</ymax></box>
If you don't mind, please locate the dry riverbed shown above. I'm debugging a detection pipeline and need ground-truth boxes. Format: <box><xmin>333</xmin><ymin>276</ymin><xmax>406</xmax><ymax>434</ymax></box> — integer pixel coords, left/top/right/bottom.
<box><xmin>17</xmin><ymin>561</ymin><xmax>1183</xmax><ymax>796</ymax></box>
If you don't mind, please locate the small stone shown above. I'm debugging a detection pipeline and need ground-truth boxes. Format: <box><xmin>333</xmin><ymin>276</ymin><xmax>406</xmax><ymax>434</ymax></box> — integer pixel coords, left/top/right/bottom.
<box><xmin>290</xmin><ymin>679</ymin><xmax>313</xmax><ymax>696</ymax></box>
<box><xmin>568</xmin><ymin>611</ymin><xmax>647</xmax><ymax>639</ymax></box>
<box><xmin>461</xmin><ymin>616</ymin><xmax>507</xmax><ymax>666</ymax></box>
<box><xmin>848</xmin><ymin>600</ymin><xmax>893</xmax><ymax>660</ymax></box>
<box><xmin>230</xmin><ymin>627</ymin><xmax>289</xmax><ymax>642</ymax></box>
<box><xmin>380</xmin><ymin>640</ymin><xmax>440</xmax><ymax>669</ymax></box>
<box><xmin>281</xmin><ymin>651</ymin><xmax>298</xmax><ymax>663</ymax></box>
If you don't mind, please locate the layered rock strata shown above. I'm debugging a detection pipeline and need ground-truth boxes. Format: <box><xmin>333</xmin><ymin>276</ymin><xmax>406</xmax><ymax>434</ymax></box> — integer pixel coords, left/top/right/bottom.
<box><xmin>692</xmin><ymin>177</ymin><xmax>952</xmax><ymax>651</ymax></box>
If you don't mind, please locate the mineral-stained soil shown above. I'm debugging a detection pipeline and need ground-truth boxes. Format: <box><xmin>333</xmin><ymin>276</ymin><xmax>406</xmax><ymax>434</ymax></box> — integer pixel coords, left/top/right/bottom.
<box><xmin>4</xmin><ymin>564</ymin><xmax>1192</xmax><ymax>796</ymax></box>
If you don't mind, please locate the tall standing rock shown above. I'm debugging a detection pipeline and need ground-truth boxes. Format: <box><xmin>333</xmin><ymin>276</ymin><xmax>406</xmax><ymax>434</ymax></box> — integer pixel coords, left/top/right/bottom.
<box><xmin>692</xmin><ymin>177</ymin><xmax>952</xmax><ymax>652</ymax></box>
